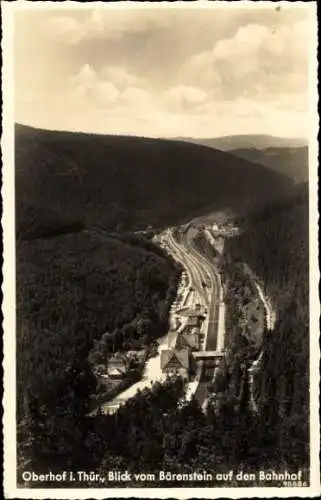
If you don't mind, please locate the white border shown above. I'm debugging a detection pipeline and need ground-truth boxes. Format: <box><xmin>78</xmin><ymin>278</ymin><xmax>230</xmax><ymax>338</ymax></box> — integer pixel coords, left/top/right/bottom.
<box><xmin>2</xmin><ymin>1</ymin><xmax>320</xmax><ymax>498</ymax></box>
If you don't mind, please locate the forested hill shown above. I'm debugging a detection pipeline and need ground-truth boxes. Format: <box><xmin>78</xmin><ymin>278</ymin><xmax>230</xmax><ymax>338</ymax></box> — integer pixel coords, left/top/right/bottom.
<box><xmin>224</xmin><ymin>182</ymin><xmax>309</xmax><ymax>468</ymax></box>
<box><xmin>17</xmin><ymin>230</ymin><xmax>181</xmax><ymax>472</ymax></box>
<box><xmin>229</xmin><ymin>147</ymin><xmax>309</xmax><ymax>183</ymax></box>
<box><xmin>15</xmin><ymin>124</ymin><xmax>293</xmax><ymax>239</ymax></box>
<box><xmin>226</xmin><ymin>181</ymin><xmax>308</xmax><ymax>309</ymax></box>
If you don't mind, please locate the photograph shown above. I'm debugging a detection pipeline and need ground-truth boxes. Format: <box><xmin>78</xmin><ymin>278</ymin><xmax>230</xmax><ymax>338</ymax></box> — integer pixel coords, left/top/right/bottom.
<box><xmin>2</xmin><ymin>1</ymin><xmax>320</xmax><ymax>498</ymax></box>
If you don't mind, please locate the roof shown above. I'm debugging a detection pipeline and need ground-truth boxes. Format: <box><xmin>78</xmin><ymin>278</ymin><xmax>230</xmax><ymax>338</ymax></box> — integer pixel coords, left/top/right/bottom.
<box><xmin>127</xmin><ymin>350</ymin><xmax>145</xmax><ymax>357</ymax></box>
<box><xmin>181</xmin><ymin>332</ymin><xmax>199</xmax><ymax>348</ymax></box>
<box><xmin>161</xmin><ymin>349</ymin><xmax>189</xmax><ymax>370</ymax></box>
<box><xmin>178</xmin><ymin>307</ymin><xmax>201</xmax><ymax>317</ymax></box>
<box><xmin>126</xmin><ymin>350</ymin><xmax>145</xmax><ymax>362</ymax></box>
<box><xmin>109</xmin><ymin>354</ymin><xmax>128</xmax><ymax>365</ymax></box>
<box><xmin>108</xmin><ymin>368</ymin><xmax>126</xmax><ymax>377</ymax></box>
<box><xmin>186</xmin><ymin>316</ymin><xmax>200</xmax><ymax>327</ymax></box>
<box><xmin>108</xmin><ymin>356</ymin><xmax>128</xmax><ymax>375</ymax></box>
<box><xmin>193</xmin><ymin>350</ymin><xmax>225</xmax><ymax>359</ymax></box>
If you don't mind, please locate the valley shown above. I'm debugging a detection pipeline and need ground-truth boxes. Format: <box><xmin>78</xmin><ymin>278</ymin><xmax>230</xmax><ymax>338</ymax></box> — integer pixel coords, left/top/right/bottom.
<box><xmin>8</xmin><ymin>1</ymin><xmax>316</xmax><ymax>492</ymax></box>
<box><xmin>15</xmin><ymin>125</ymin><xmax>310</xmax><ymax>484</ymax></box>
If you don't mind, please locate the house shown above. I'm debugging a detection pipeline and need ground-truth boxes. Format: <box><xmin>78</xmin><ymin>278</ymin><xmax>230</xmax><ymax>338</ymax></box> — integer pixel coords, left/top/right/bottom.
<box><xmin>186</xmin><ymin>315</ymin><xmax>200</xmax><ymax>328</ymax></box>
<box><xmin>107</xmin><ymin>354</ymin><xmax>129</xmax><ymax>379</ymax></box>
<box><xmin>160</xmin><ymin>349</ymin><xmax>189</xmax><ymax>379</ymax></box>
<box><xmin>177</xmin><ymin>330</ymin><xmax>200</xmax><ymax>351</ymax></box>
<box><xmin>126</xmin><ymin>350</ymin><xmax>145</xmax><ymax>362</ymax></box>
<box><xmin>183</xmin><ymin>314</ymin><xmax>203</xmax><ymax>334</ymax></box>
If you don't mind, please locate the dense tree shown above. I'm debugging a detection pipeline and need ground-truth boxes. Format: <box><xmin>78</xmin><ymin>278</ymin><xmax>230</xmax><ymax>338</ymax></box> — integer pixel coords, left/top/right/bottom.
<box><xmin>15</xmin><ymin>124</ymin><xmax>293</xmax><ymax>239</ymax></box>
<box><xmin>223</xmin><ymin>183</ymin><xmax>309</xmax><ymax>470</ymax></box>
<box><xmin>16</xmin><ymin>229</ymin><xmax>179</xmax><ymax>473</ymax></box>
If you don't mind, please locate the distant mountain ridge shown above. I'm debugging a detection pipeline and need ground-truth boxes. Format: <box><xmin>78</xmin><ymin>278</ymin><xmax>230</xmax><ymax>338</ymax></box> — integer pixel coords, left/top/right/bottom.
<box><xmin>177</xmin><ymin>134</ymin><xmax>308</xmax><ymax>151</ymax></box>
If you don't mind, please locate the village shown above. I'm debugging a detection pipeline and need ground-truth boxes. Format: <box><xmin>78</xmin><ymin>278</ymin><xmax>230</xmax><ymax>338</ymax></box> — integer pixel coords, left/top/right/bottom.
<box><xmin>98</xmin><ymin>222</ymin><xmax>237</xmax><ymax>388</ymax></box>
<box><xmin>98</xmin><ymin>271</ymin><xmax>209</xmax><ymax>387</ymax></box>
<box><xmin>93</xmin><ymin>223</ymin><xmax>231</xmax><ymax>416</ymax></box>
<box><xmin>88</xmin><ymin>218</ymin><xmax>274</xmax><ymax>417</ymax></box>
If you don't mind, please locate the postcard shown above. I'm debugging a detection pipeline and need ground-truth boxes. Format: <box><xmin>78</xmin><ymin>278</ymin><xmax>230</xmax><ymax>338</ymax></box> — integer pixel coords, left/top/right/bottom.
<box><xmin>2</xmin><ymin>1</ymin><xmax>320</xmax><ymax>498</ymax></box>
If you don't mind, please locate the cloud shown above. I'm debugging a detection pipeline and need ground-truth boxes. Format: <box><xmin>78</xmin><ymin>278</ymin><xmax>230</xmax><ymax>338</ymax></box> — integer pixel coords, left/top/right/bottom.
<box><xmin>92</xmin><ymin>81</ymin><xmax>120</xmax><ymax>105</ymax></box>
<box><xmin>70</xmin><ymin>64</ymin><xmax>152</xmax><ymax>111</ymax></box>
<box><xmin>70</xmin><ymin>64</ymin><xmax>120</xmax><ymax>108</ymax></box>
<box><xmin>16</xmin><ymin>7</ymin><xmax>312</xmax><ymax>139</ymax></box>
<box><xmin>163</xmin><ymin>85</ymin><xmax>208</xmax><ymax>112</ymax></box>
<box><xmin>179</xmin><ymin>52</ymin><xmax>221</xmax><ymax>90</ymax></box>
<box><xmin>120</xmin><ymin>87</ymin><xmax>152</xmax><ymax>107</ymax></box>
<box><xmin>101</xmin><ymin>66</ymin><xmax>142</xmax><ymax>90</ymax></box>
<box><xmin>89</xmin><ymin>9</ymin><xmax>168</xmax><ymax>39</ymax></box>
<box><xmin>45</xmin><ymin>16</ymin><xmax>84</xmax><ymax>45</ymax></box>
<box><xmin>179</xmin><ymin>20</ymin><xmax>310</xmax><ymax>104</ymax></box>
<box><xmin>43</xmin><ymin>9</ymin><xmax>169</xmax><ymax>45</ymax></box>
<box><xmin>71</xmin><ymin>64</ymin><xmax>97</xmax><ymax>86</ymax></box>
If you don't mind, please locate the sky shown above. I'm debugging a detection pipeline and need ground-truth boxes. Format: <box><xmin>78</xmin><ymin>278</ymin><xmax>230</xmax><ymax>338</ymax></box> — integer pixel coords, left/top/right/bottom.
<box><xmin>14</xmin><ymin>2</ymin><xmax>315</xmax><ymax>139</ymax></box>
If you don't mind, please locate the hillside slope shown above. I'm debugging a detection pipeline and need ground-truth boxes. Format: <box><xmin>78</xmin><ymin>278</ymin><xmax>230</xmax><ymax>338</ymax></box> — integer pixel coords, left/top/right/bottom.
<box><xmin>223</xmin><ymin>182</ymin><xmax>309</xmax><ymax>468</ymax></box>
<box><xmin>230</xmin><ymin>147</ymin><xmax>309</xmax><ymax>183</ymax></box>
<box><xmin>84</xmin><ymin>185</ymin><xmax>310</xmax><ymax>478</ymax></box>
<box><xmin>17</xmin><ymin>229</ymin><xmax>180</xmax><ymax>471</ymax></box>
<box><xmin>16</xmin><ymin>123</ymin><xmax>304</xmax><ymax>474</ymax></box>
<box><xmin>15</xmin><ymin>124</ymin><xmax>294</xmax><ymax>239</ymax></box>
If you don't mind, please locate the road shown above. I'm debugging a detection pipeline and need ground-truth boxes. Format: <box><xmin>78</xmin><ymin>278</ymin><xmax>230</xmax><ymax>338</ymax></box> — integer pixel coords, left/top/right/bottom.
<box><xmin>165</xmin><ymin>226</ymin><xmax>224</xmax><ymax>408</ymax></box>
